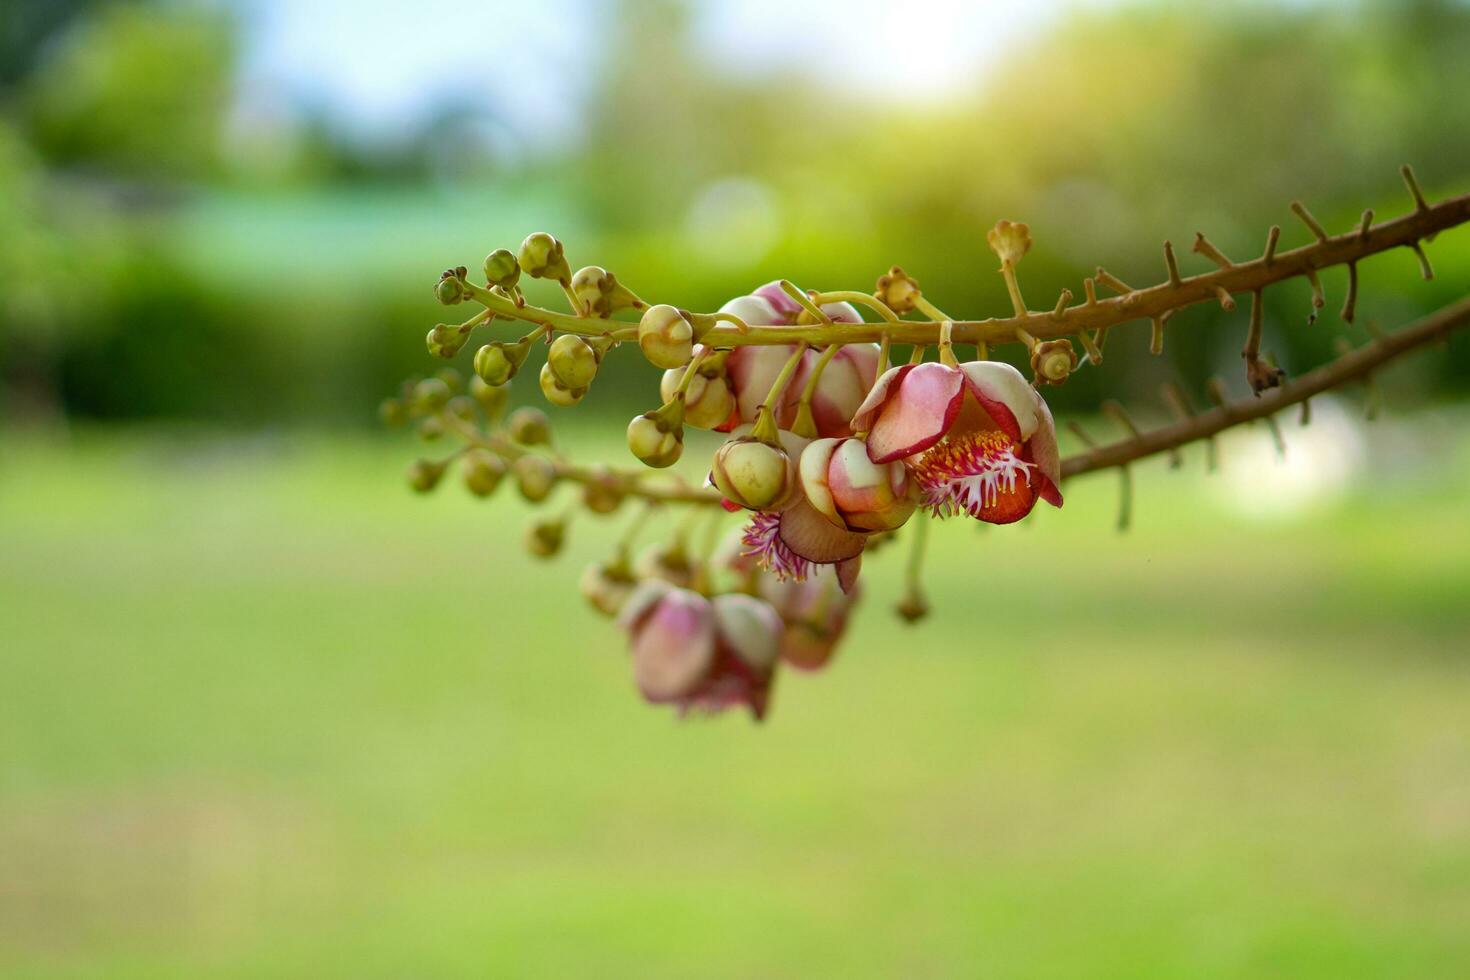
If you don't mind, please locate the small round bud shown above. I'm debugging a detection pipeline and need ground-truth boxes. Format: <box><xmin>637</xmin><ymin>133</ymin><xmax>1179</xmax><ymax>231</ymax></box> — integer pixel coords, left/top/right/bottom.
<box><xmin>483</xmin><ymin>248</ymin><xmax>521</xmax><ymax>289</ymax></box>
<box><xmin>627</xmin><ymin>413</ymin><xmax>682</xmax><ymax>468</ymax></box>
<box><xmin>581</xmin><ymin>468</ymin><xmax>625</xmax><ymax>514</ymax></box>
<box><xmin>513</xmin><ymin>455</ymin><xmax>558</xmax><ymax>502</ymax></box>
<box><xmin>634</xmin><ymin>543</ymin><xmax>696</xmax><ymax>589</ymax></box>
<box><xmin>874</xmin><ymin>266</ymin><xmax>922</xmax><ymax>314</ymax></box>
<box><xmin>434</xmin><ymin>368</ymin><xmax>464</xmax><ymax>394</ymax></box>
<box><xmin>462</xmin><ymin>449</ymin><xmax>507</xmax><ymax>497</ymax></box>
<box><xmin>1030</xmin><ymin>338</ymin><xmax>1078</xmax><ymax>386</ymax></box>
<box><xmin>638</xmin><ymin>305</ymin><xmax>694</xmax><ymax>369</ymax></box>
<box><xmin>547</xmin><ymin>334</ymin><xmax>600</xmax><ymax>389</ymax></box>
<box><xmin>570</xmin><ymin>265</ymin><xmax>615</xmax><ymax>317</ymax></box>
<box><xmin>710</xmin><ymin>437</ymin><xmax>792</xmax><ymax>511</ymax></box>
<box><xmin>446</xmin><ymin>395</ymin><xmax>478</xmax><ymax>423</ymax></box>
<box><xmin>525</xmin><ymin>518</ymin><xmax>565</xmax><ymax>558</ymax></box>
<box><xmin>987</xmin><ymin>220</ymin><xmax>1032</xmax><ymax>267</ymax></box>
<box><xmin>470</xmin><ymin>375</ymin><xmax>508</xmax><ymax>417</ymax></box>
<box><xmin>474</xmin><ymin>344</ymin><xmax>515</xmax><ymax>387</ymax></box>
<box><xmin>408</xmin><ymin>458</ymin><xmax>446</xmax><ymax>493</ymax></box>
<box><xmin>580</xmin><ymin>560</ymin><xmax>637</xmax><ymax>617</ymax></box>
<box><xmin>426</xmin><ymin>323</ymin><xmax>472</xmax><ymax>359</ymax></box>
<box><xmin>517</xmin><ymin>232</ymin><xmax>571</xmax><ymax>284</ymax></box>
<box><xmin>660</xmin><ymin>361</ymin><xmax>734</xmax><ymax>430</ymax></box>
<box><xmin>435</xmin><ymin>270</ymin><xmax>467</xmax><ymax>305</ymax></box>
<box><xmin>507</xmin><ymin>406</ymin><xmax>552</xmax><ymax>445</ymax></box>
<box><xmin>539</xmin><ymin>362</ymin><xmax>586</xmax><ymax>407</ymax></box>
<box><xmin>378</xmin><ymin>397</ymin><xmax>408</xmax><ymax>427</ymax></box>
<box><xmin>416</xmin><ymin>416</ymin><xmax>446</xmax><ymax>441</ymax></box>
<box><xmin>412</xmin><ymin>377</ymin><xmax>452</xmax><ymax>413</ymax></box>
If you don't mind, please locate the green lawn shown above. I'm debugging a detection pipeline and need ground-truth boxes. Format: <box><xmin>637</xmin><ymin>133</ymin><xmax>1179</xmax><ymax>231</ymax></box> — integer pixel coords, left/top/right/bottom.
<box><xmin>2</xmin><ymin>422</ymin><xmax>1469</xmax><ymax>979</ymax></box>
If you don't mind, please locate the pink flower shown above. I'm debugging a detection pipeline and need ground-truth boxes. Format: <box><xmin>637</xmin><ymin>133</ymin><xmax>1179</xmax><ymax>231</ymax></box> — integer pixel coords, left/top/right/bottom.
<box><xmin>798</xmin><ymin>436</ymin><xmax>918</xmax><ymax>533</ymax></box>
<box><xmin>617</xmin><ymin>582</ymin><xmax>783</xmax><ymax>719</ymax></box>
<box><xmin>758</xmin><ymin>565</ymin><xmax>858</xmax><ymax>672</ymax></box>
<box><xmin>739</xmin><ymin>502</ymin><xmax>865</xmax><ymax>592</ymax></box>
<box><xmin>720</xmin><ymin>283</ymin><xmax>878</xmax><ymax>438</ymax></box>
<box><xmin>850</xmin><ymin>360</ymin><xmax>1063</xmax><ymax>524</ymax></box>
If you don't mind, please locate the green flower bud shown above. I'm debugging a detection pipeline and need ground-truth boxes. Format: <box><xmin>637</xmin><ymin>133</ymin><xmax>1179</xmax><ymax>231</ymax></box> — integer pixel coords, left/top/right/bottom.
<box><xmin>626</xmin><ymin>410</ymin><xmax>683</xmax><ymax>468</ymax></box>
<box><xmin>525</xmin><ymin>518</ymin><xmax>565</xmax><ymax>558</ymax></box>
<box><xmin>710</xmin><ymin>436</ymin><xmax>793</xmax><ymax>511</ymax></box>
<box><xmin>483</xmin><ymin>248</ymin><xmax>521</xmax><ymax>289</ymax></box>
<box><xmin>546</xmin><ymin>334</ymin><xmax>599</xmax><ymax>389</ymax></box>
<box><xmin>638</xmin><ymin>305</ymin><xmax>694</xmax><ymax>369</ymax></box>
<box><xmin>469</xmin><ymin>375</ymin><xmax>508</xmax><ymax>418</ymax></box>
<box><xmin>507</xmin><ymin>406</ymin><xmax>552</xmax><ymax>445</ymax></box>
<box><xmin>426</xmin><ymin>323</ymin><xmax>472</xmax><ymax>359</ymax></box>
<box><xmin>462</xmin><ymin>449</ymin><xmax>507</xmax><ymax>497</ymax></box>
<box><xmin>435</xmin><ymin>268</ymin><xmax>467</xmax><ymax>305</ymax></box>
<box><xmin>513</xmin><ymin>455</ymin><xmax>558</xmax><ymax>502</ymax></box>
<box><xmin>413</xmin><ymin>376</ymin><xmax>453</xmax><ymax>413</ymax></box>
<box><xmin>581</xmin><ymin>467</ymin><xmax>625</xmax><ymax>514</ymax></box>
<box><xmin>435</xmin><ymin>368</ymin><xmax>464</xmax><ymax>394</ymax></box>
<box><xmin>517</xmin><ymin>232</ymin><xmax>571</xmax><ymax>284</ymax></box>
<box><xmin>416</xmin><ymin>416</ymin><xmax>446</xmax><ymax>441</ymax></box>
<box><xmin>408</xmin><ymin>458</ymin><xmax>447</xmax><ymax>493</ymax></box>
<box><xmin>378</xmin><ymin>397</ymin><xmax>408</xmax><ymax>427</ymax></box>
<box><xmin>476</xmin><ymin>334</ymin><xmax>536</xmax><ymax>386</ymax></box>
<box><xmin>446</xmin><ymin>395</ymin><xmax>478</xmax><ymax>423</ymax></box>
<box><xmin>580</xmin><ymin>559</ymin><xmax>638</xmax><ymax>617</ymax></box>
<box><xmin>539</xmin><ymin>362</ymin><xmax>586</xmax><ymax>407</ymax></box>
<box><xmin>635</xmin><ymin>543</ymin><xmax>696</xmax><ymax>589</ymax></box>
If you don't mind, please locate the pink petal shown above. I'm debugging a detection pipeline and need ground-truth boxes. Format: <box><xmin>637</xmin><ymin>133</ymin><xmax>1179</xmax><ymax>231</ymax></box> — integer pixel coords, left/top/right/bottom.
<box><xmin>809</xmin><ymin>343</ymin><xmax>880</xmax><ymax>438</ymax></box>
<box><xmin>958</xmin><ymin>361</ymin><xmax>1038</xmax><ymax>443</ymax></box>
<box><xmin>1028</xmin><ymin>394</ymin><xmax>1064</xmax><ymax>508</ymax></box>
<box><xmin>835</xmin><ymin>554</ymin><xmax>862</xmax><ymax>594</ymax></box>
<box><xmin>751</xmin><ymin>281</ymin><xmax>804</xmax><ymax>323</ymax></box>
<box><xmin>797</xmin><ymin>438</ymin><xmax>841</xmax><ymax>525</ymax></box>
<box><xmin>630</xmin><ymin>589</ymin><xmax>716</xmax><ymax>701</ymax></box>
<box><xmin>778</xmin><ymin>498</ymin><xmax>867</xmax><ymax>563</ymax></box>
<box><xmin>728</xmin><ymin>344</ymin><xmax>803</xmax><ymax>426</ymax></box>
<box><xmin>711</xmin><ymin>593</ymin><xmax>783</xmax><ymax>675</ymax></box>
<box><xmin>866</xmin><ymin>362</ymin><xmax>964</xmax><ymax>464</ymax></box>
<box><xmin>819</xmin><ymin>299</ymin><xmax>862</xmax><ymax>324</ymax></box>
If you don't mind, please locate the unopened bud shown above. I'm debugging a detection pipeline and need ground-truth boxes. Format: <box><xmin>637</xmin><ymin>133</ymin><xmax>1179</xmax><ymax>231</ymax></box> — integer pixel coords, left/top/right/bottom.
<box><xmin>539</xmin><ymin>362</ymin><xmax>586</xmax><ymax>407</ymax></box>
<box><xmin>635</xmin><ymin>543</ymin><xmax>696</xmax><ymax>589</ymax></box>
<box><xmin>473</xmin><ymin>337</ymin><xmax>533</xmax><ymax>387</ymax></box>
<box><xmin>627</xmin><ymin>399</ymin><xmax>685</xmax><ymax>468</ymax></box>
<box><xmin>462</xmin><ymin>449</ymin><xmax>507</xmax><ymax>497</ymax></box>
<box><xmin>710</xmin><ymin>436</ymin><xmax>792</xmax><ymax>511</ymax></box>
<box><xmin>408</xmin><ymin>458</ymin><xmax>446</xmax><ymax>493</ymax></box>
<box><xmin>446</xmin><ymin>395</ymin><xmax>477</xmax><ymax>423</ymax></box>
<box><xmin>483</xmin><ymin>248</ymin><xmax>521</xmax><ymax>289</ymax></box>
<box><xmin>378</xmin><ymin>397</ymin><xmax>408</xmax><ymax>427</ymax></box>
<box><xmin>507</xmin><ymin>406</ymin><xmax>552</xmax><ymax>445</ymax></box>
<box><xmin>1031</xmin><ymin>338</ymin><xmax>1078</xmax><ymax>386</ymax></box>
<box><xmin>416</xmin><ymin>416</ymin><xmax>445</xmax><ymax>441</ymax></box>
<box><xmin>547</xmin><ymin>334</ymin><xmax>600</xmax><ymax>389</ymax></box>
<box><xmin>581</xmin><ymin>467</ymin><xmax>625</xmax><ymax>514</ymax></box>
<box><xmin>435</xmin><ymin>268</ymin><xmax>468</xmax><ymax>305</ymax></box>
<box><xmin>469</xmin><ymin>375</ymin><xmax>508</xmax><ymax>417</ymax></box>
<box><xmin>513</xmin><ymin>455</ymin><xmax>558</xmax><ymax>502</ymax></box>
<box><xmin>517</xmin><ymin>232</ymin><xmax>571</xmax><ymax>284</ymax></box>
<box><xmin>412</xmin><ymin>376</ymin><xmax>452</xmax><ymax>413</ymax></box>
<box><xmin>426</xmin><ymin>323</ymin><xmax>472</xmax><ymax>359</ymax></box>
<box><xmin>638</xmin><ymin>305</ymin><xmax>694</xmax><ymax>369</ymax></box>
<box><xmin>987</xmin><ymin>220</ymin><xmax>1032</xmax><ymax>268</ymax></box>
<box><xmin>434</xmin><ymin>368</ymin><xmax>464</xmax><ymax>394</ymax></box>
<box><xmin>569</xmin><ymin>265</ymin><xmax>640</xmax><ymax>318</ymax></box>
<box><xmin>874</xmin><ymin>266</ymin><xmax>922</xmax><ymax>314</ymax></box>
<box><xmin>525</xmin><ymin>518</ymin><xmax>565</xmax><ymax>558</ymax></box>
<box><xmin>580</xmin><ymin>559</ymin><xmax>638</xmax><ymax>617</ymax></box>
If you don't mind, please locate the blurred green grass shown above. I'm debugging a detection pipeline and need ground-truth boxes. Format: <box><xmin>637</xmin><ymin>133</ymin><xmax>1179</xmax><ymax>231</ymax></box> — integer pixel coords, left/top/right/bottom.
<box><xmin>2</xmin><ymin>422</ymin><xmax>1468</xmax><ymax>979</ymax></box>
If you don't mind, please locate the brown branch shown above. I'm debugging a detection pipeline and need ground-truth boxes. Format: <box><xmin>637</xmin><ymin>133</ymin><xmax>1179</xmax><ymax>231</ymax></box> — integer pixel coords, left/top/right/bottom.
<box><xmin>1060</xmin><ymin>294</ymin><xmax>1470</xmax><ymax>479</ymax></box>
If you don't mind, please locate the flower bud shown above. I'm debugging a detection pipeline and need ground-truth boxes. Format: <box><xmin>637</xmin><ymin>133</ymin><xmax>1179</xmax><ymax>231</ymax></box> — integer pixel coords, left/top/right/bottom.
<box><xmin>518</xmin><ymin>232</ymin><xmax>571</xmax><ymax>284</ymax></box>
<box><xmin>570</xmin><ymin>265</ymin><xmax>612</xmax><ymax>317</ymax></box>
<box><xmin>507</xmin><ymin>406</ymin><xmax>552</xmax><ymax>445</ymax></box>
<box><xmin>987</xmin><ymin>220</ymin><xmax>1031</xmax><ymax>267</ymax></box>
<box><xmin>408</xmin><ymin>458</ymin><xmax>446</xmax><ymax>493</ymax></box>
<box><xmin>412</xmin><ymin>376</ymin><xmax>452</xmax><ymax>413</ymax></box>
<box><xmin>896</xmin><ymin>592</ymin><xmax>930</xmax><ymax>624</ymax></box>
<box><xmin>469</xmin><ymin>375</ymin><xmax>508</xmax><ymax>418</ymax></box>
<box><xmin>525</xmin><ymin>518</ymin><xmax>565</xmax><ymax>558</ymax></box>
<box><xmin>547</xmin><ymin>334</ymin><xmax>599</xmax><ymax>389</ymax></box>
<box><xmin>473</xmin><ymin>337</ymin><xmax>533</xmax><ymax>387</ymax></box>
<box><xmin>513</xmin><ymin>454</ymin><xmax>557</xmax><ymax>502</ymax></box>
<box><xmin>634</xmin><ymin>543</ymin><xmax>696</xmax><ymax>589</ymax></box>
<box><xmin>539</xmin><ymin>362</ymin><xmax>586</xmax><ymax>407</ymax></box>
<box><xmin>446</xmin><ymin>395</ymin><xmax>477</xmax><ymax>423</ymax></box>
<box><xmin>1031</xmin><ymin>338</ymin><xmax>1077</xmax><ymax>386</ymax></box>
<box><xmin>426</xmin><ymin>322</ymin><xmax>472</xmax><ymax>359</ymax></box>
<box><xmin>638</xmin><ymin>305</ymin><xmax>694</xmax><ymax>369</ymax></box>
<box><xmin>874</xmin><ymin>266</ymin><xmax>922</xmax><ymax>314</ymax></box>
<box><xmin>626</xmin><ymin>413</ymin><xmax>682</xmax><ymax>468</ymax></box>
<box><xmin>580</xmin><ymin>559</ymin><xmax>638</xmax><ymax>617</ymax></box>
<box><xmin>483</xmin><ymin>248</ymin><xmax>520</xmax><ymax>289</ymax></box>
<box><xmin>434</xmin><ymin>368</ymin><xmax>464</xmax><ymax>394</ymax></box>
<box><xmin>378</xmin><ymin>397</ymin><xmax>407</xmax><ymax>427</ymax></box>
<box><xmin>581</xmin><ymin>468</ymin><xmax>625</xmax><ymax>514</ymax></box>
<box><xmin>799</xmin><ymin>437</ymin><xmax>917</xmax><ymax>532</ymax></box>
<box><xmin>434</xmin><ymin>268</ymin><xmax>467</xmax><ymax>305</ymax></box>
<box><xmin>660</xmin><ymin>360</ymin><xmax>735</xmax><ymax>430</ymax></box>
<box><xmin>711</xmin><ymin>431</ymin><xmax>798</xmax><ymax>511</ymax></box>
<box><xmin>416</xmin><ymin>416</ymin><xmax>445</xmax><ymax>441</ymax></box>
<box><xmin>462</xmin><ymin>449</ymin><xmax>506</xmax><ymax>497</ymax></box>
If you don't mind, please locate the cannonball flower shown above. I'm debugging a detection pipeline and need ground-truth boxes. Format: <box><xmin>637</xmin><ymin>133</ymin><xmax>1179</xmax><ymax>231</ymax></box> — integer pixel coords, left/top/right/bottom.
<box><xmin>739</xmin><ymin>500</ymin><xmax>865</xmax><ymax>592</ymax></box>
<box><xmin>720</xmin><ymin>283</ymin><xmax>878</xmax><ymax>438</ymax></box>
<box><xmin>616</xmin><ymin>582</ymin><xmax>782</xmax><ymax>719</ymax></box>
<box><xmin>799</xmin><ymin>437</ymin><xmax>918</xmax><ymax>533</ymax></box>
<box><xmin>709</xmin><ymin>424</ymin><xmax>807</xmax><ymax>512</ymax></box>
<box><xmin>757</xmin><ymin>565</ymin><xmax>858</xmax><ymax>672</ymax></box>
<box><xmin>851</xmin><ymin>359</ymin><xmax>1063</xmax><ymax>524</ymax></box>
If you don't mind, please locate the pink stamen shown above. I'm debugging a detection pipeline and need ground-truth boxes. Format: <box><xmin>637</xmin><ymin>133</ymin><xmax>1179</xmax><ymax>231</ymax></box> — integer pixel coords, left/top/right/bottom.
<box><xmin>910</xmin><ymin>430</ymin><xmax>1034</xmax><ymax>520</ymax></box>
<box><xmin>741</xmin><ymin>512</ymin><xmax>810</xmax><ymax>581</ymax></box>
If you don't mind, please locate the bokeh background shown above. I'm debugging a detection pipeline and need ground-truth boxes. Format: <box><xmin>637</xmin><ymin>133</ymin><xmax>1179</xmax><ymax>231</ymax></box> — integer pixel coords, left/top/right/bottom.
<box><xmin>3</xmin><ymin>1</ymin><xmax>1469</xmax><ymax>976</ymax></box>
